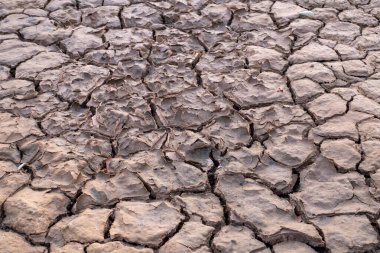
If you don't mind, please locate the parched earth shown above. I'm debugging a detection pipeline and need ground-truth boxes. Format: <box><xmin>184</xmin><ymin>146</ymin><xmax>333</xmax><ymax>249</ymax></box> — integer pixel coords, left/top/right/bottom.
<box><xmin>1</xmin><ymin>0</ymin><xmax>380</xmax><ymax>252</ymax></box>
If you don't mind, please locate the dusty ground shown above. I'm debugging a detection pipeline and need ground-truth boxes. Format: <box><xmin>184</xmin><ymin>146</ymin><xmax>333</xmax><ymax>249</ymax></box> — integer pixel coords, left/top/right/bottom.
<box><xmin>0</xmin><ymin>0</ymin><xmax>380</xmax><ymax>252</ymax></box>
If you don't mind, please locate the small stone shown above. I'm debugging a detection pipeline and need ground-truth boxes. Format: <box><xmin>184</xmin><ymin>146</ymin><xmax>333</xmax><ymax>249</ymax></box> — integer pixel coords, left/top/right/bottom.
<box><xmin>299</xmin><ymin>10</ymin><xmax>315</xmax><ymax>18</ymax></box>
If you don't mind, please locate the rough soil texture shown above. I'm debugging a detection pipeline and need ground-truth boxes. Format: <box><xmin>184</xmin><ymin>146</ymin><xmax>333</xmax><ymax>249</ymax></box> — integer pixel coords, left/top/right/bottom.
<box><xmin>0</xmin><ymin>0</ymin><xmax>380</xmax><ymax>252</ymax></box>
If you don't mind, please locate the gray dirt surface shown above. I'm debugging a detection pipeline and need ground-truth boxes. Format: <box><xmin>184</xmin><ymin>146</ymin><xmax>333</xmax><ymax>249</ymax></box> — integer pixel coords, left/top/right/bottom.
<box><xmin>0</xmin><ymin>0</ymin><xmax>380</xmax><ymax>252</ymax></box>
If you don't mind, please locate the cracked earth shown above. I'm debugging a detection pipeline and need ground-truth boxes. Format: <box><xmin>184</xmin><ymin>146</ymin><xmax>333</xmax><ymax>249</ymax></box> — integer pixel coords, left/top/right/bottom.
<box><xmin>0</xmin><ymin>0</ymin><xmax>380</xmax><ymax>252</ymax></box>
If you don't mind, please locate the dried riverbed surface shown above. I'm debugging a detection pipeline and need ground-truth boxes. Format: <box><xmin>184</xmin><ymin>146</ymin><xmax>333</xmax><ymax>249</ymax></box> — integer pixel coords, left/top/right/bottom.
<box><xmin>0</xmin><ymin>0</ymin><xmax>380</xmax><ymax>252</ymax></box>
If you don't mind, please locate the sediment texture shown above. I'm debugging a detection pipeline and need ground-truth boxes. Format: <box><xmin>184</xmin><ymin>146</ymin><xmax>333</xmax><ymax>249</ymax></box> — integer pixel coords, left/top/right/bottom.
<box><xmin>0</xmin><ymin>0</ymin><xmax>380</xmax><ymax>252</ymax></box>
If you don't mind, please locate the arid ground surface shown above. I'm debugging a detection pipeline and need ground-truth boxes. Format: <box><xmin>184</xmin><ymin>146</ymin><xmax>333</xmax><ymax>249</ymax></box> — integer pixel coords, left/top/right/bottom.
<box><xmin>1</xmin><ymin>0</ymin><xmax>380</xmax><ymax>252</ymax></box>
